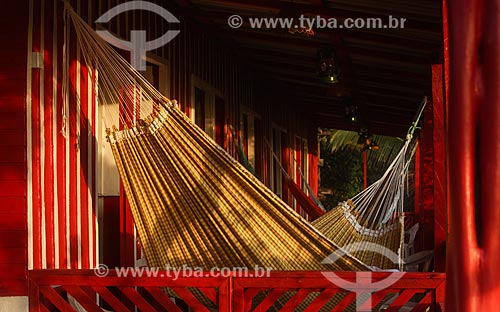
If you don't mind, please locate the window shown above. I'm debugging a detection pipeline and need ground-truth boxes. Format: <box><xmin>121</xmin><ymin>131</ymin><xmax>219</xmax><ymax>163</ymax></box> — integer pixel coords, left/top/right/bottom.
<box><xmin>194</xmin><ymin>87</ymin><xmax>205</xmax><ymax>129</ymax></box>
<box><xmin>215</xmin><ymin>96</ymin><xmax>226</xmax><ymax>148</ymax></box>
<box><xmin>190</xmin><ymin>76</ymin><xmax>226</xmax><ymax>148</ymax></box>
<box><xmin>293</xmin><ymin>136</ymin><xmax>309</xmax><ymax>216</ymax></box>
<box><xmin>272</xmin><ymin>128</ymin><xmax>283</xmax><ymax>197</ymax></box>
<box><xmin>240</xmin><ymin>108</ymin><xmax>259</xmax><ymax>171</ymax></box>
<box><xmin>301</xmin><ymin>138</ymin><xmax>309</xmax><ymax>193</ymax></box>
<box><xmin>270</xmin><ymin>126</ymin><xmax>287</xmax><ymax>198</ymax></box>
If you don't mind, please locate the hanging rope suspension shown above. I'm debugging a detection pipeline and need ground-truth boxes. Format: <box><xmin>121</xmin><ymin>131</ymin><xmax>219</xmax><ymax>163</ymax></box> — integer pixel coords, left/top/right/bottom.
<box><xmin>63</xmin><ymin>2</ymin><xmax>368</xmax><ymax>272</ymax></box>
<box><xmin>64</xmin><ymin>0</ymin><xmax>425</xmax><ymax>273</ymax></box>
<box><xmin>313</xmin><ymin>97</ymin><xmax>427</xmax><ymax>270</ymax></box>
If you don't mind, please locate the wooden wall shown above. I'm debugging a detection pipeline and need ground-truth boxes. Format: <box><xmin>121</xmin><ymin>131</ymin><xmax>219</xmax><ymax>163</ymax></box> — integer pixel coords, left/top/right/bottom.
<box><xmin>6</xmin><ymin>0</ymin><xmax>320</xmax><ymax>297</ymax></box>
<box><xmin>0</xmin><ymin>1</ymin><xmax>29</xmax><ymax>296</ymax></box>
<box><xmin>26</xmin><ymin>0</ymin><xmax>98</xmax><ymax>273</ymax></box>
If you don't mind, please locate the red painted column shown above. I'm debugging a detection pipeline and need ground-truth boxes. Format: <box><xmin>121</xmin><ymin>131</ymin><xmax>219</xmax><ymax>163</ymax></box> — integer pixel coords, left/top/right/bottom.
<box><xmin>307</xmin><ymin>128</ymin><xmax>319</xmax><ymax>196</ymax></box>
<box><xmin>420</xmin><ymin>101</ymin><xmax>434</xmax><ymax>253</ymax></box>
<box><xmin>294</xmin><ymin>137</ymin><xmax>302</xmax><ymax>214</ymax></box>
<box><xmin>431</xmin><ymin>64</ymin><xmax>447</xmax><ymax>272</ymax></box>
<box><xmin>447</xmin><ymin>0</ymin><xmax>500</xmax><ymax>310</ymax></box>
<box><xmin>418</xmin><ymin>66</ymin><xmax>447</xmax><ymax>271</ymax></box>
<box><xmin>413</xmin><ymin>140</ymin><xmax>422</xmax><ymax>250</ymax></box>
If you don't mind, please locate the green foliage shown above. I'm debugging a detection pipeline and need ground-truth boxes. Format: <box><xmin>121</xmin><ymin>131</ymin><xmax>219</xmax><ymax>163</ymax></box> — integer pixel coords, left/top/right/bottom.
<box><xmin>320</xmin><ymin>146</ymin><xmax>363</xmax><ymax>209</ymax></box>
<box><xmin>319</xmin><ymin>129</ymin><xmax>404</xmax><ymax>210</ymax></box>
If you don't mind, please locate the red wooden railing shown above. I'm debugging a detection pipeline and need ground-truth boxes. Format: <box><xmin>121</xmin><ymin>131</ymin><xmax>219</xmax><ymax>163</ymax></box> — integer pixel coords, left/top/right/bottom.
<box><xmin>29</xmin><ymin>270</ymin><xmax>445</xmax><ymax>311</ymax></box>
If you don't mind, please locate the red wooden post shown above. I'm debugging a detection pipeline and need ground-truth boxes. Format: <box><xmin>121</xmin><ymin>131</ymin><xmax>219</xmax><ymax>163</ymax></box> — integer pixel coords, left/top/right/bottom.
<box><xmin>419</xmin><ymin>73</ymin><xmax>447</xmax><ymax>271</ymax></box>
<box><xmin>308</xmin><ymin>127</ymin><xmax>319</xmax><ymax>196</ymax></box>
<box><xmin>218</xmin><ymin>275</ymin><xmax>232</xmax><ymax>312</ymax></box>
<box><xmin>413</xmin><ymin>140</ymin><xmax>422</xmax><ymax>232</ymax></box>
<box><xmin>435</xmin><ymin>278</ymin><xmax>446</xmax><ymax>311</ymax></box>
<box><xmin>420</xmin><ymin>102</ymin><xmax>435</xmax><ymax>253</ymax></box>
<box><xmin>281</xmin><ymin>133</ymin><xmax>291</xmax><ymax>205</ymax></box>
<box><xmin>447</xmin><ymin>0</ymin><xmax>500</xmax><ymax>310</ymax></box>
<box><xmin>295</xmin><ymin>137</ymin><xmax>302</xmax><ymax>214</ymax></box>
<box><xmin>431</xmin><ymin>64</ymin><xmax>447</xmax><ymax>272</ymax></box>
<box><xmin>28</xmin><ymin>277</ymin><xmax>40</xmax><ymax>312</ymax></box>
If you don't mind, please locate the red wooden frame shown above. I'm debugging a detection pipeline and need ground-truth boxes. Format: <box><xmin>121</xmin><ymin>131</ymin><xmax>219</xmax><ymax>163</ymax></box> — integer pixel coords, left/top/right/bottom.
<box><xmin>29</xmin><ymin>269</ymin><xmax>231</xmax><ymax>312</ymax></box>
<box><xmin>29</xmin><ymin>270</ymin><xmax>445</xmax><ymax>311</ymax></box>
<box><xmin>233</xmin><ymin>271</ymin><xmax>445</xmax><ymax>311</ymax></box>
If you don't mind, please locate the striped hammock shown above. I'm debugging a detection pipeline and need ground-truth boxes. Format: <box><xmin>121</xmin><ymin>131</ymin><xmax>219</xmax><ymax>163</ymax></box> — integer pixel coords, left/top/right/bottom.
<box><xmin>65</xmin><ymin>3</ymin><xmax>421</xmax><ymax>273</ymax></box>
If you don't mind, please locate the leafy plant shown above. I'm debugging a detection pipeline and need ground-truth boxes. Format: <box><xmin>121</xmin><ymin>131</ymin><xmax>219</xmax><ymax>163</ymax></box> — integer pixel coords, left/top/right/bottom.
<box><xmin>319</xmin><ymin>129</ymin><xmax>405</xmax><ymax>210</ymax></box>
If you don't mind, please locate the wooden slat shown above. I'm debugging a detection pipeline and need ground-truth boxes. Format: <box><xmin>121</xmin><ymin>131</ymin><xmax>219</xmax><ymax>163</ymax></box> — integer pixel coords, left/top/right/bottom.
<box><xmin>0</xmin><ymin>231</ymin><xmax>27</xmax><ymax>251</ymax></box>
<box><xmin>0</xmin><ymin>198</ymin><xmax>27</xmax><ymax>213</ymax></box>
<box><xmin>0</xmin><ymin>247</ymin><xmax>26</xmax><ymax>263</ymax></box>
<box><xmin>410</xmin><ymin>291</ymin><xmax>433</xmax><ymax>312</ymax></box>
<box><xmin>118</xmin><ymin>286</ymin><xmax>158</xmax><ymax>312</ymax></box>
<box><xmin>0</xmin><ymin>263</ymin><xmax>26</xmax><ymax>278</ymax></box>
<box><xmin>39</xmin><ymin>286</ymin><xmax>76</xmax><ymax>312</ymax></box>
<box><xmin>198</xmin><ymin>287</ymin><xmax>217</xmax><ymax>306</ymax></box>
<box><xmin>0</xmin><ymin>97</ymin><xmax>25</xmax><ymax>112</ymax></box>
<box><xmin>63</xmin><ymin>286</ymin><xmax>102</xmax><ymax>312</ymax></box>
<box><xmin>144</xmin><ymin>287</ymin><xmax>183</xmax><ymax>312</ymax></box>
<box><xmin>0</xmin><ymin>80</ymin><xmax>28</xmax><ymax>98</ymax></box>
<box><xmin>170</xmin><ymin>287</ymin><xmax>210</xmax><ymax>312</ymax></box>
<box><xmin>0</xmin><ymin>214</ymin><xmax>26</xmax><ymax>230</ymax></box>
<box><xmin>244</xmin><ymin>288</ymin><xmax>264</xmax><ymax>312</ymax></box>
<box><xmin>331</xmin><ymin>292</ymin><xmax>357</xmax><ymax>311</ymax></box>
<box><xmin>0</xmin><ymin>277</ymin><xmax>27</xmax><ymax>296</ymax></box>
<box><xmin>252</xmin><ymin>288</ymin><xmax>288</xmax><ymax>311</ymax></box>
<box><xmin>279</xmin><ymin>288</ymin><xmax>313</xmax><ymax>310</ymax></box>
<box><xmin>385</xmin><ymin>289</ymin><xmax>422</xmax><ymax>311</ymax></box>
<box><xmin>303</xmin><ymin>289</ymin><xmax>343</xmax><ymax>312</ymax></box>
<box><xmin>0</xmin><ymin>164</ymin><xmax>26</xmax><ymax>181</ymax></box>
<box><xmin>0</xmin><ymin>114</ymin><xmax>25</xmax><ymax>131</ymax></box>
<box><xmin>0</xmin><ymin>181</ymin><xmax>25</xmax><ymax>196</ymax></box>
<box><xmin>357</xmin><ymin>290</ymin><xmax>394</xmax><ymax>311</ymax></box>
<box><xmin>92</xmin><ymin>286</ymin><xmax>130</xmax><ymax>311</ymax></box>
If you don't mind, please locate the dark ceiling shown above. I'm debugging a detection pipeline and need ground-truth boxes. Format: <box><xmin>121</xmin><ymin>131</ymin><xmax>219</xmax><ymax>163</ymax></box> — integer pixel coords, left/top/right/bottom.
<box><xmin>172</xmin><ymin>0</ymin><xmax>443</xmax><ymax>136</ymax></box>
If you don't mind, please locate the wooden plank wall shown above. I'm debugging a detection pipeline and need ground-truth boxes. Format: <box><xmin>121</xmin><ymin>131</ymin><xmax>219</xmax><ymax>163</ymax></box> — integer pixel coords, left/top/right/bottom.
<box><xmin>18</xmin><ymin>0</ymin><xmax>319</xmax><ymax>296</ymax></box>
<box><xmin>0</xmin><ymin>0</ymin><xmax>29</xmax><ymax>296</ymax></box>
<box><xmin>26</xmin><ymin>0</ymin><xmax>98</xmax><ymax>275</ymax></box>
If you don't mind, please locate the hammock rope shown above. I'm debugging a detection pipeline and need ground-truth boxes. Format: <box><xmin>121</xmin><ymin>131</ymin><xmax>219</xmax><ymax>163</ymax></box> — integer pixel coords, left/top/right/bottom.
<box><xmin>313</xmin><ymin>98</ymin><xmax>426</xmax><ymax>270</ymax></box>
